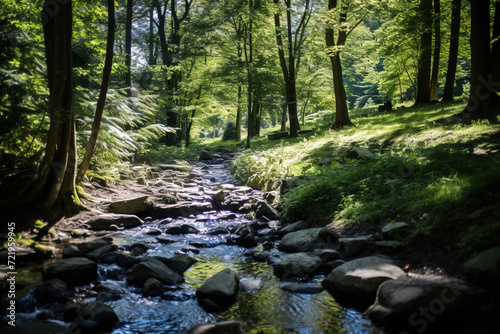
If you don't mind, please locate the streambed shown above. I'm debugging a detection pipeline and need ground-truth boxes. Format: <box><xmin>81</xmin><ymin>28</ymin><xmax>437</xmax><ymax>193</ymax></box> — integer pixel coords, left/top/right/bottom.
<box><xmin>7</xmin><ymin>158</ymin><xmax>387</xmax><ymax>334</ymax></box>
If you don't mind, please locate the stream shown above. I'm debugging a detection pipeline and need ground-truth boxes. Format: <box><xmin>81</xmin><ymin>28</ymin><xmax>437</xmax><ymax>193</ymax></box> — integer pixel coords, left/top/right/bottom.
<box><xmin>8</xmin><ymin>157</ymin><xmax>387</xmax><ymax>334</ymax></box>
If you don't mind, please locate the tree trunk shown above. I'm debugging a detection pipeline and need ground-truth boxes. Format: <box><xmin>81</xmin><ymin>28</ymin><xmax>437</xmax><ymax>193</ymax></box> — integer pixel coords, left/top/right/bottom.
<box><xmin>463</xmin><ymin>0</ymin><xmax>500</xmax><ymax>117</ymax></box>
<box><xmin>325</xmin><ymin>0</ymin><xmax>353</xmax><ymax>127</ymax></box>
<box><xmin>273</xmin><ymin>0</ymin><xmax>300</xmax><ymax>137</ymax></box>
<box><xmin>286</xmin><ymin>0</ymin><xmax>300</xmax><ymax>137</ymax></box>
<box><xmin>149</xmin><ymin>6</ymin><xmax>156</xmax><ymax>65</ymax></box>
<box><xmin>76</xmin><ymin>0</ymin><xmax>116</xmax><ymax>183</ymax></box>
<box><xmin>154</xmin><ymin>1</ymin><xmax>171</xmax><ymax>67</ymax></box>
<box><xmin>246</xmin><ymin>0</ymin><xmax>253</xmax><ymax>149</ymax></box>
<box><xmin>255</xmin><ymin>102</ymin><xmax>262</xmax><ymax>137</ymax></box>
<box><xmin>415</xmin><ymin>0</ymin><xmax>433</xmax><ymax>105</ymax></box>
<box><xmin>330</xmin><ymin>54</ymin><xmax>352</xmax><ymax>127</ymax></box>
<box><xmin>281</xmin><ymin>101</ymin><xmax>287</xmax><ymax>132</ymax></box>
<box><xmin>125</xmin><ymin>0</ymin><xmax>133</xmax><ymax>96</ymax></box>
<box><xmin>442</xmin><ymin>0</ymin><xmax>461</xmax><ymax>101</ymax></box>
<box><xmin>27</xmin><ymin>0</ymin><xmax>80</xmax><ymax>222</ymax></box>
<box><xmin>429</xmin><ymin>0</ymin><xmax>441</xmax><ymax>101</ymax></box>
<box><xmin>251</xmin><ymin>98</ymin><xmax>260</xmax><ymax>138</ymax></box>
<box><xmin>493</xmin><ymin>0</ymin><xmax>500</xmax><ymax>89</ymax></box>
<box><xmin>185</xmin><ymin>108</ymin><xmax>196</xmax><ymax>147</ymax></box>
<box><xmin>236</xmin><ymin>85</ymin><xmax>242</xmax><ymax>142</ymax></box>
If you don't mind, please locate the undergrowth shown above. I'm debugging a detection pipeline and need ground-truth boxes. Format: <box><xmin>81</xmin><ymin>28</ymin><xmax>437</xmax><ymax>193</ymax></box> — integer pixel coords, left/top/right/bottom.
<box><xmin>232</xmin><ymin>102</ymin><xmax>500</xmax><ymax>258</ymax></box>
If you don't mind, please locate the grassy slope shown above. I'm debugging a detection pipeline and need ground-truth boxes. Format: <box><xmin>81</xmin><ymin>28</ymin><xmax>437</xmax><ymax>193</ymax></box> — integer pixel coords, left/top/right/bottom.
<box><xmin>232</xmin><ymin>101</ymin><xmax>500</xmax><ymax>260</ymax></box>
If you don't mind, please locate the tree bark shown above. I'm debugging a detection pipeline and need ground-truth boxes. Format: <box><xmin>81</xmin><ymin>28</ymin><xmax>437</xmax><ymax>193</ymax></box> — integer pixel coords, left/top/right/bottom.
<box><xmin>125</xmin><ymin>0</ymin><xmax>133</xmax><ymax>96</ymax></box>
<box><xmin>149</xmin><ymin>6</ymin><xmax>156</xmax><ymax>65</ymax></box>
<box><xmin>429</xmin><ymin>0</ymin><xmax>441</xmax><ymax>101</ymax></box>
<box><xmin>493</xmin><ymin>0</ymin><xmax>500</xmax><ymax>89</ymax></box>
<box><xmin>76</xmin><ymin>0</ymin><xmax>116</xmax><ymax>183</ymax></box>
<box><xmin>325</xmin><ymin>0</ymin><xmax>353</xmax><ymax>127</ymax></box>
<box><xmin>27</xmin><ymin>0</ymin><xmax>80</xmax><ymax>222</ymax></box>
<box><xmin>442</xmin><ymin>0</ymin><xmax>461</xmax><ymax>101</ymax></box>
<box><xmin>185</xmin><ymin>108</ymin><xmax>196</xmax><ymax>147</ymax></box>
<box><xmin>236</xmin><ymin>84</ymin><xmax>242</xmax><ymax>142</ymax></box>
<box><xmin>154</xmin><ymin>1</ymin><xmax>172</xmax><ymax>67</ymax></box>
<box><xmin>415</xmin><ymin>0</ymin><xmax>433</xmax><ymax>105</ymax></box>
<box><xmin>245</xmin><ymin>0</ymin><xmax>253</xmax><ymax>149</ymax></box>
<box><xmin>273</xmin><ymin>0</ymin><xmax>300</xmax><ymax>137</ymax></box>
<box><xmin>463</xmin><ymin>0</ymin><xmax>500</xmax><ymax>117</ymax></box>
<box><xmin>281</xmin><ymin>101</ymin><xmax>287</xmax><ymax>132</ymax></box>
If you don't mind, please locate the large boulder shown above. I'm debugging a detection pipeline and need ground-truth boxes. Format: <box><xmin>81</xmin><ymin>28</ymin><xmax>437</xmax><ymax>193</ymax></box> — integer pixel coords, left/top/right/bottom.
<box><xmin>34</xmin><ymin>279</ymin><xmax>69</xmax><ymax>304</ymax></box>
<box><xmin>78</xmin><ymin>301</ymin><xmax>119</xmax><ymax>332</ymax></box>
<box><xmin>322</xmin><ymin>256</ymin><xmax>406</xmax><ymax>308</ymax></box>
<box><xmin>85</xmin><ymin>244</ymin><xmax>118</xmax><ymax>262</ymax></box>
<box><xmin>463</xmin><ymin>247</ymin><xmax>500</xmax><ymax>291</ymax></box>
<box><xmin>86</xmin><ymin>214</ymin><xmax>143</xmax><ymax>231</ymax></box>
<box><xmin>109</xmin><ymin>196</ymin><xmax>152</xmax><ymax>215</ymax></box>
<box><xmin>186</xmin><ymin>321</ymin><xmax>242</xmax><ymax>334</ymax></box>
<box><xmin>126</xmin><ymin>258</ymin><xmax>184</xmax><ymax>286</ymax></box>
<box><xmin>63</xmin><ymin>238</ymin><xmax>113</xmax><ymax>258</ymax></box>
<box><xmin>255</xmin><ymin>201</ymin><xmax>280</xmax><ymax>220</ymax></box>
<box><xmin>42</xmin><ymin>257</ymin><xmax>97</xmax><ymax>286</ymax></box>
<box><xmin>365</xmin><ymin>277</ymin><xmax>484</xmax><ymax>331</ymax></box>
<box><xmin>196</xmin><ymin>268</ymin><xmax>239</xmax><ymax>310</ymax></box>
<box><xmin>278</xmin><ymin>228</ymin><xmax>342</xmax><ymax>253</ymax></box>
<box><xmin>165</xmin><ymin>224</ymin><xmax>200</xmax><ymax>235</ymax></box>
<box><xmin>116</xmin><ymin>251</ymin><xmax>140</xmax><ymax>268</ymax></box>
<box><xmin>147</xmin><ymin>202</ymin><xmax>214</xmax><ymax>219</ymax></box>
<box><xmin>142</xmin><ymin>277</ymin><xmax>164</xmax><ymax>296</ymax></box>
<box><xmin>279</xmin><ymin>220</ymin><xmax>309</xmax><ymax>237</ymax></box>
<box><xmin>274</xmin><ymin>253</ymin><xmax>323</xmax><ymax>282</ymax></box>
<box><xmin>338</xmin><ymin>236</ymin><xmax>373</xmax><ymax>257</ymax></box>
<box><xmin>155</xmin><ymin>254</ymin><xmax>198</xmax><ymax>274</ymax></box>
<box><xmin>235</xmin><ymin>225</ymin><xmax>256</xmax><ymax>247</ymax></box>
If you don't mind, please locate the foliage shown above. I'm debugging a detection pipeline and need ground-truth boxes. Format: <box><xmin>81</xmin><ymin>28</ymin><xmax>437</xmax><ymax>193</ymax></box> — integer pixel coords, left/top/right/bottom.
<box><xmin>233</xmin><ymin>101</ymin><xmax>500</xmax><ymax>256</ymax></box>
<box><xmin>232</xmin><ymin>142</ymin><xmax>292</xmax><ymax>192</ymax></box>
<box><xmin>222</xmin><ymin>121</ymin><xmax>237</xmax><ymax>141</ymax></box>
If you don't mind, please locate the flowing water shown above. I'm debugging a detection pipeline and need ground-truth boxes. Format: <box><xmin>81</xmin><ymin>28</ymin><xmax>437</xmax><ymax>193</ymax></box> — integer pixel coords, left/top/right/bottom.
<box><xmin>11</xmin><ymin>159</ymin><xmax>388</xmax><ymax>334</ymax></box>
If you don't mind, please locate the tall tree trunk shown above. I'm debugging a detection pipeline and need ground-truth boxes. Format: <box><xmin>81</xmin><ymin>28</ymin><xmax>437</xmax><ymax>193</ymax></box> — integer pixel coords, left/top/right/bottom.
<box><xmin>493</xmin><ymin>0</ymin><xmax>500</xmax><ymax>89</ymax></box>
<box><xmin>251</xmin><ymin>98</ymin><xmax>260</xmax><ymax>138</ymax></box>
<box><xmin>185</xmin><ymin>108</ymin><xmax>196</xmax><ymax>147</ymax></box>
<box><xmin>442</xmin><ymin>0</ymin><xmax>461</xmax><ymax>101</ymax></box>
<box><xmin>77</xmin><ymin>0</ymin><xmax>115</xmax><ymax>183</ymax></box>
<box><xmin>285</xmin><ymin>0</ymin><xmax>300</xmax><ymax>137</ymax></box>
<box><xmin>27</xmin><ymin>0</ymin><xmax>80</xmax><ymax>222</ymax></box>
<box><xmin>154</xmin><ymin>1</ymin><xmax>171</xmax><ymax>67</ymax></box>
<box><xmin>463</xmin><ymin>0</ymin><xmax>500</xmax><ymax>117</ymax></box>
<box><xmin>255</xmin><ymin>102</ymin><xmax>262</xmax><ymax>137</ymax></box>
<box><xmin>273</xmin><ymin>0</ymin><xmax>300</xmax><ymax>137</ymax></box>
<box><xmin>330</xmin><ymin>54</ymin><xmax>351</xmax><ymax>126</ymax></box>
<box><xmin>429</xmin><ymin>0</ymin><xmax>441</xmax><ymax>101</ymax></box>
<box><xmin>246</xmin><ymin>0</ymin><xmax>253</xmax><ymax>149</ymax></box>
<box><xmin>281</xmin><ymin>101</ymin><xmax>287</xmax><ymax>132</ymax></box>
<box><xmin>125</xmin><ymin>0</ymin><xmax>133</xmax><ymax>96</ymax></box>
<box><xmin>415</xmin><ymin>0</ymin><xmax>433</xmax><ymax>105</ymax></box>
<box><xmin>149</xmin><ymin>6</ymin><xmax>156</xmax><ymax>65</ymax></box>
<box><xmin>236</xmin><ymin>85</ymin><xmax>242</xmax><ymax>142</ymax></box>
<box><xmin>325</xmin><ymin>0</ymin><xmax>353</xmax><ymax>127</ymax></box>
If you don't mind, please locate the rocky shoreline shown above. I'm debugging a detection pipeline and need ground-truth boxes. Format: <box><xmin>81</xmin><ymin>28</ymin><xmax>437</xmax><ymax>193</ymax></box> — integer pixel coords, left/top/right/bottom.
<box><xmin>1</xmin><ymin>149</ymin><xmax>499</xmax><ymax>333</ymax></box>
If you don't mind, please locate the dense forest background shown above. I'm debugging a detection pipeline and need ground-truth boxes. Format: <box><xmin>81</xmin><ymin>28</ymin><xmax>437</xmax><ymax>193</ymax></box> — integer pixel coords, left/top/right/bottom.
<box><xmin>1</xmin><ymin>0</ymin><xmax>499</xmax><ymax>230</ymax></box>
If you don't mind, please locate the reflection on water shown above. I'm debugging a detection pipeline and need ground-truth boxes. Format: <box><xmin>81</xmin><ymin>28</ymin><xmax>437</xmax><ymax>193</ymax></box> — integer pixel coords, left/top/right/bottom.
<box><xmin>103</xmin><ymin>213</ymin><xmax>387</xmax><ymax>334</ymax></box>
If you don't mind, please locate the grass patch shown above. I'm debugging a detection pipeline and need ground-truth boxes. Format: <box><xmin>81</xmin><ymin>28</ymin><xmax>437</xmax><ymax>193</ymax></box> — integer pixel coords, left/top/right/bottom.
<box><xmin>232</xmin><ymin>101</ymin><xmax>500</xmax><ymax>258</ymax></box>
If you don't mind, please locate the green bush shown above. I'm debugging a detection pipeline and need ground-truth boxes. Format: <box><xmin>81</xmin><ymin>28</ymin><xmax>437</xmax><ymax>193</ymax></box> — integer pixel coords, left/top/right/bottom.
<box><xmin>222</xmin><ymin>121</ymin><xmax>237</xmax><ymax>141</ymax></box>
